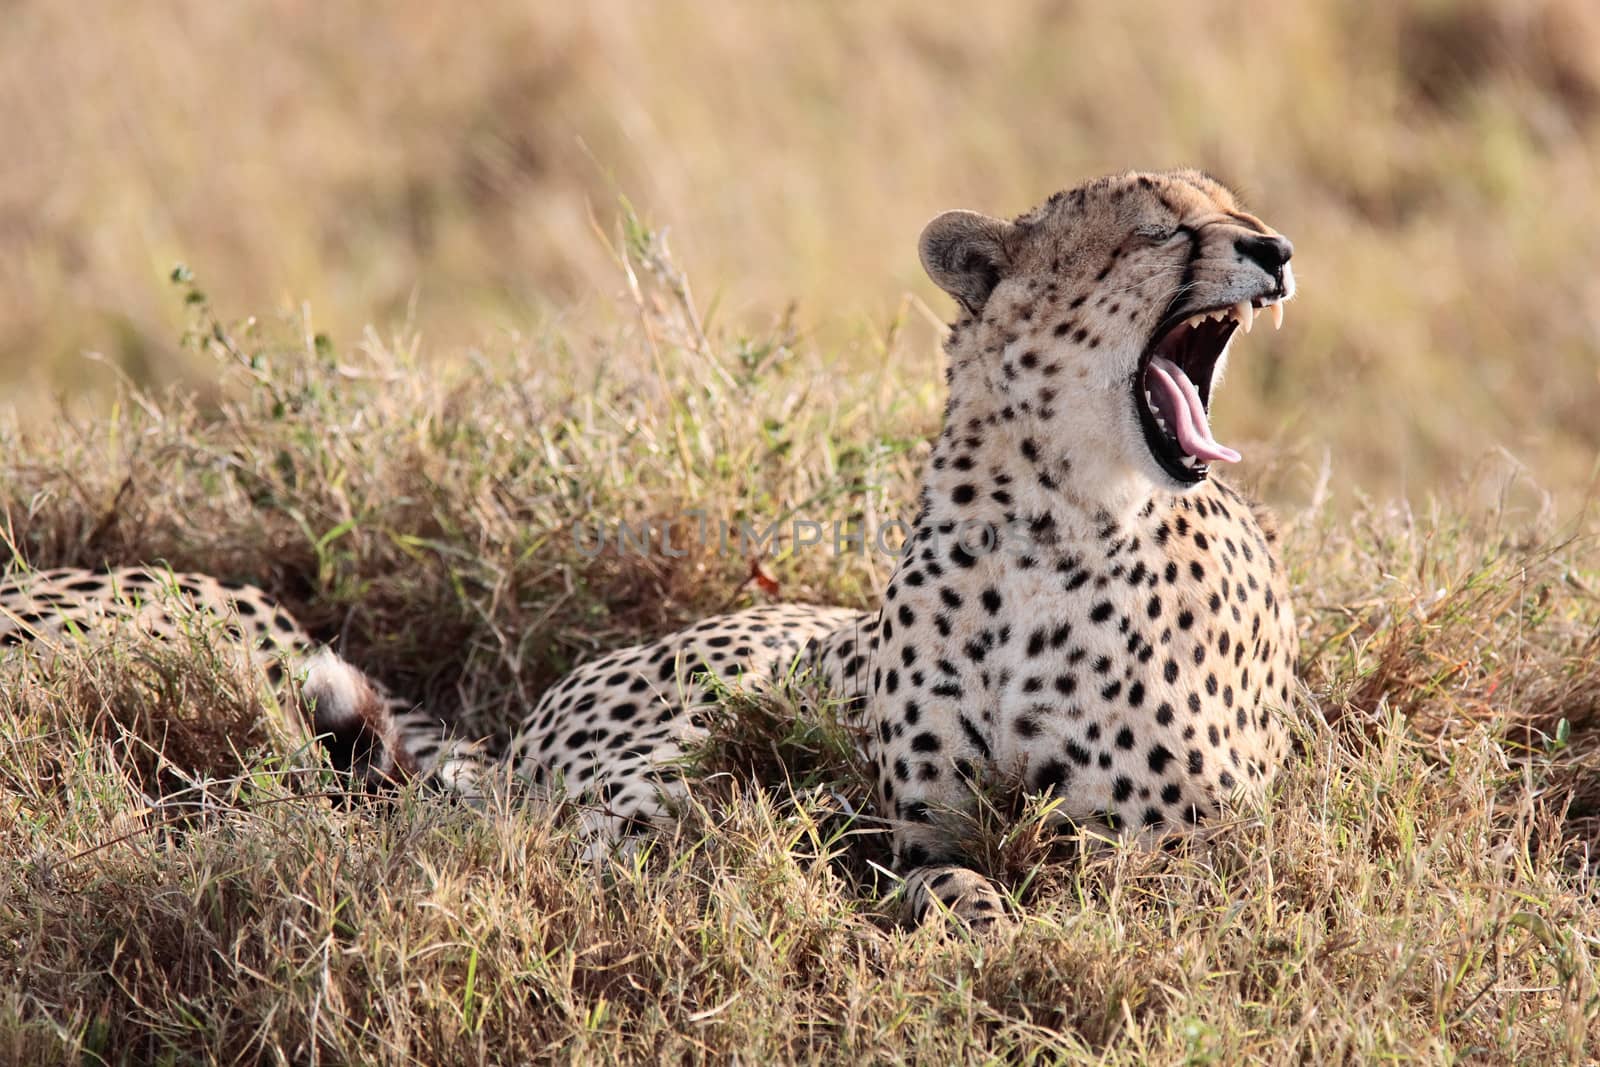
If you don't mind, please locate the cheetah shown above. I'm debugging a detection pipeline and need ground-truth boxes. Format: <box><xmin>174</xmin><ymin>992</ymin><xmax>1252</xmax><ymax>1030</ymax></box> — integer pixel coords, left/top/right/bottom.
<box><xmin>504</xmin><ymin>169</ymin><xmax>1299</xmax><ymax>927</ymax></box>
<box><xmin>0</xmin><ymin>565</ymin><xmax>470</xmax><ymax>792</ymax></box>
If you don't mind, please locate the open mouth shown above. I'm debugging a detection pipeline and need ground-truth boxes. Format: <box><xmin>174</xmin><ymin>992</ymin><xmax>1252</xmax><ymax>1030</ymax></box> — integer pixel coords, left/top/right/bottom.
<box><xmin>1135</xmin><ymin>294</ymin><xmax>1288</xmax><ymax>484</ymax></box>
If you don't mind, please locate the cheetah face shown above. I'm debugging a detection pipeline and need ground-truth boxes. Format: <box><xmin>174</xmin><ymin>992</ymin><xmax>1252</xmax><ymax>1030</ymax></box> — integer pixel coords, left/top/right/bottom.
<box><xmin>920</xmin><ymin>170</ymin><xmax>1295</xmax><ymax>495</ymax></box>
<box><xmin>1134</xmin><ymin>234</ymin><xmax>1293</xmax><ymax>487</ymax></box>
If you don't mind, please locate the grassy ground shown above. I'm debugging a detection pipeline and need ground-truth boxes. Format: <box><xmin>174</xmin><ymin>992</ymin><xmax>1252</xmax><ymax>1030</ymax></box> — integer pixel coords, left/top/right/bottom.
<box><xmin>5</xmin><ymin>2</ymin><xmax>1600</xmax><ymax>1060</ymax></box>
<box><xmin>3</xmin><ymin>246</ymin><xmax>1600</xmax><ymax>1063</ymax></box>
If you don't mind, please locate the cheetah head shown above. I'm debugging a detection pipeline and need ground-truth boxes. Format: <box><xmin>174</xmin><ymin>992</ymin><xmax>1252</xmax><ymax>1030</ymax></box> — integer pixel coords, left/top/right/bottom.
<box><xmin>919</xmin><ymin>170</ymin><xmax>1294</xmax><ymax>495</ymax></box>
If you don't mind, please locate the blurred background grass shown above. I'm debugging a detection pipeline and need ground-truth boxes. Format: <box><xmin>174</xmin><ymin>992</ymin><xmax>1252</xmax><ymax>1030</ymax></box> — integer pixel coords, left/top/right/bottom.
<box><xmin>3</xmin><ymin>0</ymin><xmax>1598</xmax><ymax>498</ymax></box>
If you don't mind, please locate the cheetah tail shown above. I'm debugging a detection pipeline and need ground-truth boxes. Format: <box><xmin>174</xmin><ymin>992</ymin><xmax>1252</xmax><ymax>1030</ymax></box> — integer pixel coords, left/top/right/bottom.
<box><xmin>300</xmin><ymin>648</ymin><xmax>421</xmax><ymax>790</ymax></box>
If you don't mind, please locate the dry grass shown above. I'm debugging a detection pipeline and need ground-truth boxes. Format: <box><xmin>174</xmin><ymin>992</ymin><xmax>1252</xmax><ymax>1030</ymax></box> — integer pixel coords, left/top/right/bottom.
<box><xmin>3</xmin><ymin>242</ymin><xmax>1600</xmax><ymax>1062</ymax></box>
<box><xmin>5</xmin><ymin>1</ymin><xmax>1600</xmax><ymax>494</ymax></box>
<box><xmin>6</xmin><ymin>3</ymin><xmax>1600</xmax><ymax>1060</ymax></box>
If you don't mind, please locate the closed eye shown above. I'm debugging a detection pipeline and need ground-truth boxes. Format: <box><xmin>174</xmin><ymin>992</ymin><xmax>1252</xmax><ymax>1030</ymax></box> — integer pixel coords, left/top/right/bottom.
<box><xmin>1135</xmin><ymin>224</ymin><xmax>1189</xmax><ymax>244</ymax></box>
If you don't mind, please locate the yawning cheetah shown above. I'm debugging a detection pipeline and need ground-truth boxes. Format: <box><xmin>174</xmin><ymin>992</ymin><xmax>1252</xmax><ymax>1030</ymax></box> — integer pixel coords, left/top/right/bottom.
<box><xmin>501</xmin><ymin>169</ymin><xmax>1299</xmax><ymax>925</ymax></box>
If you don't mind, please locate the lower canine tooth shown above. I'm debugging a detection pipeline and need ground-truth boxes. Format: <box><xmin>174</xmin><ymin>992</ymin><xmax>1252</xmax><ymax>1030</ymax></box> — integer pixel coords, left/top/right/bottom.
<box><xmin>1271</xmin><ymin>301</ymin><xmax>1284</xmax><ymax>330</ymax></box>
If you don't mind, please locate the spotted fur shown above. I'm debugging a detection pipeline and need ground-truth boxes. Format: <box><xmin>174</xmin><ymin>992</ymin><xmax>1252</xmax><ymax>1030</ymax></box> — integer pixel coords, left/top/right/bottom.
<box><xmin>504</xmin><ymin>603</ymin><xmax>873</xmax><ymax>850</ymax></box>
<box><xmin>0</xmin><ymin>565</ymin><xmax>470</xmax><ymax>790</ymax></box>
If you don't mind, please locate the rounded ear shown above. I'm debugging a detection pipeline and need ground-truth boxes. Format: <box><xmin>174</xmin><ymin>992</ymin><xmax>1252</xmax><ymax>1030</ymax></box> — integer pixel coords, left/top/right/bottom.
<box><xmin>918</xmin><ymin>210</ymin><xmax>1015</xmax><ymax>315</ymax></box>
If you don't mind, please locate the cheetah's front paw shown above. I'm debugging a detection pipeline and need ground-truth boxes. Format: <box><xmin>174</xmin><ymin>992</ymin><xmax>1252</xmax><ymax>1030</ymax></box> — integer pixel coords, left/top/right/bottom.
<box><xmin>901</xmin><ymin>864</ymin><xmax>1010</xmax><ymax>932</ymax></box>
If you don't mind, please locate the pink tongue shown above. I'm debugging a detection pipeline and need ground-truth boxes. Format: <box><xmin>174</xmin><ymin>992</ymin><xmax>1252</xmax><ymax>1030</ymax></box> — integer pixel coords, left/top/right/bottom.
<box><xmin>1147</xmin><ymin>357</ymin><xmax>1241</xmax><ymax>465</ymax></box>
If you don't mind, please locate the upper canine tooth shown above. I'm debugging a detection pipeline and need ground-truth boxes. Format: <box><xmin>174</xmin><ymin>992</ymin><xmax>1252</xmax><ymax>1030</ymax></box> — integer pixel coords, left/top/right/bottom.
<box><xmin>1271</xmin><ymin>300</ymin><xmax>1284</xmax><ymax>330</ymax></box>
<box><xmin>1235</xmin><ymin>301</ymin><xmax>1254</xmax><ymax>333</ymax></box>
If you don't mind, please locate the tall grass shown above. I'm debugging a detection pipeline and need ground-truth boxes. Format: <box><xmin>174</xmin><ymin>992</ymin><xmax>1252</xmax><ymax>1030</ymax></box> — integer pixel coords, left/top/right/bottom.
<box><xmin>4</xmin><ymin>234</ymin><xmax>1600</xmax><ymax>1061</ymax></box>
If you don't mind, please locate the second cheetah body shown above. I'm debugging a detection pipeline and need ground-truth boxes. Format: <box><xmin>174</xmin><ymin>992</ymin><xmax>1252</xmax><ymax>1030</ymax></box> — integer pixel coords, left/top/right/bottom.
<box><xmin>0</xmin><ymin>565</ymin><xmax>469</xmax><ymax>790</ymax></box>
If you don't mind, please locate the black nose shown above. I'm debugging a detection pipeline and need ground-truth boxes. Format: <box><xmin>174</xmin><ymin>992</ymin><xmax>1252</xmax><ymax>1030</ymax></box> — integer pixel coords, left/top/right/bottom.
<box><xmin>1235</xmin><ymin>233</ymin><xmax>1293</xmax><ymax>274</ymax></box>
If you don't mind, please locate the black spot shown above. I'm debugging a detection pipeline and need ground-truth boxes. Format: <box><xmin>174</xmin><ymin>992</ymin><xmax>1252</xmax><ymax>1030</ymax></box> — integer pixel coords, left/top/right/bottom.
<box><xmin>1033</xmin><ymin>759</ymin><xmax>1070</xmax><ymax>793</ymax></box>
<box><xmin>958</xmin><ymin>715</ymin><xmax>993</xmax><ymax>759</ymax></box>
